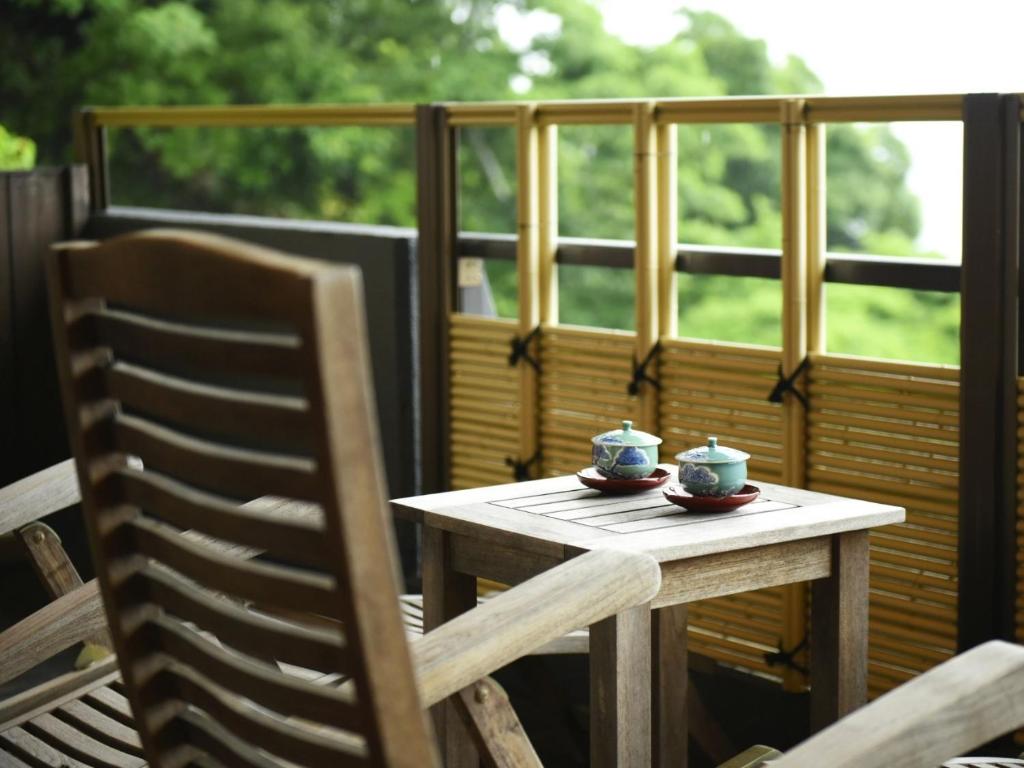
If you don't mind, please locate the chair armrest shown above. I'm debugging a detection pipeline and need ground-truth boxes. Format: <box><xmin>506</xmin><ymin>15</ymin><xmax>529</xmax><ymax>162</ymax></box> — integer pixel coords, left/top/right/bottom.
<box><xmin>0</xmin><ymin>579</ymin><xmax>108</xmax><ymax>686</ymax></box>
<box><xmin>0</xmin><ymin>459</ymin><xmax>80</xmax><ymax>537</ymax></box>
<box><xmin>413</xmin><ymin>548</ymin><xmax>660</xmax><ymax>707</ymax></box>
<box><xmin>773</xmin><ymin>640</ymin><xmax>1024</xmax><ymax>768</ymax></box>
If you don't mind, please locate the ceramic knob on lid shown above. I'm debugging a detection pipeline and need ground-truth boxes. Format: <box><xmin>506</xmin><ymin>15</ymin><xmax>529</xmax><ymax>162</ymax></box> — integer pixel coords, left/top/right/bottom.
<box><xmin>591</xmin><ymin>419</ymin><xmax>662</xmax><ymax>480</ymax></box>
<box><xmin>675</xmin><ymin>436</ymin><xmax>750</xmax><ymax>497</ymax></box>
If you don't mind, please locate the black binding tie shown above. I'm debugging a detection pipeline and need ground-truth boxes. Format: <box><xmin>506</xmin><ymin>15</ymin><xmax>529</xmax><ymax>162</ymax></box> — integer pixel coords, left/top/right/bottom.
<box><xmin>506</xmin><ymin>451</ymin><xmax>541</xmax><ymax>482</ymax></box>
<box><xmin>509</xmin><ymin>326</ymin><xmax>542</xmax><ymax>372</ymax></box>
<box><xmin>764</xmin><ymin>636</ymin><xmax>808</xmax><ymax>676</ymax></box>
<box><xmin>768</xmin><ymin>356</ymin><xmax>809</xmax><ymax>409</ymax></box>
<box><xmin>628</xmin><ymin>342</ymin><xmax>661</xmax><ymax>396</ymax></box>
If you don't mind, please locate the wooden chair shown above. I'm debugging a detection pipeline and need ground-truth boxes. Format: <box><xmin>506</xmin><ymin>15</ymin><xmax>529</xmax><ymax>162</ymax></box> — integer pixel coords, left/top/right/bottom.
<box><xmin>33</xmin><ymin>229</ymin><xmax>662</xmax><ymax>766</ymax></box>
<box><xmin>717</xmin><ymin>640</ymin><xmax>1024</xmax><ymax>768</ymax></box>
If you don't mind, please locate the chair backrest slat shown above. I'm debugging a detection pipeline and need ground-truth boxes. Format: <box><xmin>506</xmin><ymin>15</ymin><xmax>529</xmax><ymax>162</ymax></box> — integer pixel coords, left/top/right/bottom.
<box><xmin>105</xmin><ymin>361</ymin><xmax>312</xmax><ymax>451</ymax></box>
<box><xmin>112</xmin><ymin>413</ymin><xmax>319</xmax><ymax>501</ymax></box>
<box><xmin>117</xmin><ymin>469</ymin><xmax>329</xmax><ymax>569</ymax></box>
<box><xmin>162</xmin><ymin>664</ymin><xmax>367</xmax><ymax>765</ymax></box>
<box><xmin>81</xmin><ymin>307</ymin><xmax>304</xmax><ymax>380</ymax></box>
<box><xmin>181</xmin><ymin>709</ymin><xmax>296</xmax><ymax>768</ymax></box>
<box><xmin>128</xmin><ymin>516</ymin><xmax>340</xmax><ymax>618</ymax></box>
<box><xmin>150</xmin><ymin>615</ymin><xmax>359</xmax><ymax>730</ymax></box>
<box><xmin>140</xmin><ymin>565</ymin><xmax>345</xmax><ymax>671</ymax></box>
<box><xmin>49</xmin><ymin>230</ymin><xmax>437</xmax><ymax>767</ymax></box>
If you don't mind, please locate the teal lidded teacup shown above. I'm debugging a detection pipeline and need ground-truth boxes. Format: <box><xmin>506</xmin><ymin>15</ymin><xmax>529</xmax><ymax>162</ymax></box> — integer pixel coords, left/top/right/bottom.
<box><xmin>675</xmin><ymin>436</ymin><xmax>750</xmax><ymax>497</ymax></box>
<box><xmin>591</xmin><ymin>420</ymin><xmax>662</xmax><ymax>480</ymax></box>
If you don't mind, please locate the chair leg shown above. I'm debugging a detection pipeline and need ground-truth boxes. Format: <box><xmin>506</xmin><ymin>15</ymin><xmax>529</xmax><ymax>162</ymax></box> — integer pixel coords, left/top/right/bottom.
<box><xmin>453</xmin><ymin>677</ymin><xmax>542</xmax><ymax>768</ymax></box>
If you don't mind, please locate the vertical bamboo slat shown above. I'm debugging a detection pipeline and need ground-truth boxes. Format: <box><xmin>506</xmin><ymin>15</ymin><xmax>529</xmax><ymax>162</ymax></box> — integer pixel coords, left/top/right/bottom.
<box><xmin>516</xmin><ymin>105</ymin><xmax>541</xmax><ymax>479</ymax></box>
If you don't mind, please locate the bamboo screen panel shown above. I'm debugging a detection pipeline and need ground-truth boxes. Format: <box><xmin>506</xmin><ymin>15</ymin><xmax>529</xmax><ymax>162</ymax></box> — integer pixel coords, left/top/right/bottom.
<box><xmin>539</xmin><ymin>325</ymin><xmax>637</xmax><ymax>477</ymax></box>
<box><xmin>658</xmin><ymin>338</ymin><xmax>785</xmax><ymax>483</ymax></box>
<box><xmin>659</xmin><ymin>337</ymin><xmax>788</xmax><ymax>679</ymax></box>
<box><xmin>449</xmin><ymin>314</ymin><xmax>520</xmax><ymax>490</ymax></box>
<box><xmin>806</xmin><ymin>354</ymin><xmax>959</xmax><ymax>697</ymax></box>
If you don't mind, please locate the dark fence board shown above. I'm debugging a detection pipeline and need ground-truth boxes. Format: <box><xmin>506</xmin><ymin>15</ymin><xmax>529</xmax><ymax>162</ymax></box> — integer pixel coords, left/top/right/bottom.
<box><xmin>0</xmin><ymin>167</ymin><xmax>89</xmax><ymax>487</ymax></box>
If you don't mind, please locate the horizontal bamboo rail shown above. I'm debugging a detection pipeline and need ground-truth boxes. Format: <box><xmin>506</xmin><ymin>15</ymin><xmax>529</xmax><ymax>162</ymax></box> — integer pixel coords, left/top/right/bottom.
<box><xmin>89</xmin><ymin>104</ymin><xmax>416</xmax><ymax>127</ymax></box>
<box><xmin>85</xmin><ymin>93</ymin><xmax>969</xmax><ymax>132</ymax></box>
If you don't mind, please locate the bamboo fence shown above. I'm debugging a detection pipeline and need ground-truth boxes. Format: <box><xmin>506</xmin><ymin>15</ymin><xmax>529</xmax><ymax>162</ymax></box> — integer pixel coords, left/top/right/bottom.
<box><xmin>79</xmin><ymin>93</ymin><xmax>985</xmax><ymax>697</ymax></box>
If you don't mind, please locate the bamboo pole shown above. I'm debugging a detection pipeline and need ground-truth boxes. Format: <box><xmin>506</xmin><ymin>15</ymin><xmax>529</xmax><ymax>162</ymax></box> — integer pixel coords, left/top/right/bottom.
<box><xmin>446</xmin><ymin>104</ymin><xmax>519</xmax><ymax>126</ymax></box>
<box><xmin>804</xmin><ymin>94</ymin><xmax>963</xmax><ymax>123</ymax></box>
<box><xmin>806</xmin><ymin>122</ymin><xmax>827</xmax><ymax>355</ymax></box>
<box><xmin>779</xmin><ymin>98</ymin><xmax>810</xmax><ymax>692</ymax></box>
<box><xmin>634</xmin><ymin>102</ymin><xmax>660</xmax><ymax>432</ymax></box>
<box><xmin>538</xmin><ymin>124</ymin><xmax>559</xmax><ymax>326</ymax></box>
<box><xmin>516</xmin><ymin>105</ymin><xmax>541</xmax><ymax>480</ymax></box>
<box><xmin>91</xmin><ymin>103</ymin><xmax>416</xmax><ymax>127</ymax></box>
<box><xmin>86</xmin><ymin>94</ymin><xmax>965</xmax><ymax>132</ymax></box>
<box><xmin>657</xmin><ymin>122</ymin><xmax>678</xmax><ymax>339</ymax></box>
<box><xmin>781</xmin><ymin>98</ymin><xmax>810</xmax><ymax>485</ymax></box>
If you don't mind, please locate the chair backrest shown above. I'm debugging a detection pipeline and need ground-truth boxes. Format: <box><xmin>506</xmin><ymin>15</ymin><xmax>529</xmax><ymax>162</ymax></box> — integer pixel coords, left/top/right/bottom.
<box><xmin>47</xmin><ymin>230</ymin><xmax>437</xmax><ymax>767</ymax></box>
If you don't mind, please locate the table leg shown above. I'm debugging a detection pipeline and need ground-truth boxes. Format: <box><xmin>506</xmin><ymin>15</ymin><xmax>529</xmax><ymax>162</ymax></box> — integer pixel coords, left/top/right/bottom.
<box><xmin>422</xmin><ymin>526</ymin><xmax>479</xmax><ymax>767</ymax></box>
<box><xmin>652</xmin><ymin>603</ymin><xmax>688</xmax><ymax>768</ymax></box>
<box><xmin>590</xmin><ymin>604</ymin><xmax>652</xmax><ymax>768</ymax></box>
<box><xmin>810</xmin><ymin>530</ymin><xmax>869</xmax><ymax>734</ymax></box>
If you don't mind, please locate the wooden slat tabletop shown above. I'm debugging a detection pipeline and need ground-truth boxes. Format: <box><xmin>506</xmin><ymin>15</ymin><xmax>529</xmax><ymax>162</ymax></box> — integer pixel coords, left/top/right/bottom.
<box><xmin>392</xmin><ymin>465</ymin><xmax>905</xmax><ymax>562</ymax></box>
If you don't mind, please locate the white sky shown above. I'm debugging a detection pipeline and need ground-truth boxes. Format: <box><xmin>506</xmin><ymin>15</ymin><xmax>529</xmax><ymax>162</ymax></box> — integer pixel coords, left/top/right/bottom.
<box><xmin>591</xmin><ymin>0</ymin><xmax>1024</xmax><ymax>260</ymax></box>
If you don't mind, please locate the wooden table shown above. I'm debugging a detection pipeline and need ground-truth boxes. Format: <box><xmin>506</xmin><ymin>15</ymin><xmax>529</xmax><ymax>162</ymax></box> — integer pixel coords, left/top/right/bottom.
<box><xmin>393</xmin><ymin>466</ymin><xmax>904</xmax><ymax>767</ymax></box>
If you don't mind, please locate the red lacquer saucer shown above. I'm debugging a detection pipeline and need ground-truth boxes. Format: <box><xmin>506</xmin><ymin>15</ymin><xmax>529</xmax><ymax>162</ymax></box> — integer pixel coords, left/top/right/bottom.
<box><xmin>576</xmin><ymin>466</ymin><xmax>671</xmax><ymax>494</ymax></box>
<box><xmin>662</xmin><ymin>484</ymin><xmax>760</xmax><ymax>513</ymax></box>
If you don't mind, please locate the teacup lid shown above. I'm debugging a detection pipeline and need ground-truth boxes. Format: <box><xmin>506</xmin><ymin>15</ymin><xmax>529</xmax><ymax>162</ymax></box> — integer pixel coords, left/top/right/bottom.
<box><xmin>675</xmin><ymin>436</ymin><xmax>749</xmax><ymax>464</ymax></box>
<box><xmin>592</xmin><ymin>420</ymin><xmax>662</xmax><ymax>447</ymax></box>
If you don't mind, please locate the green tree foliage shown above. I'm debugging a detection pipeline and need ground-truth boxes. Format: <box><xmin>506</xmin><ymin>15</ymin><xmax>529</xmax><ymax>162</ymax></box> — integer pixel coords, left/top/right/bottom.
<box><xmin>0</xmin><ymin>0</ymin><xmax>958</xmax><ymax>362</ymax></box>
<box><xmin>0</xmin><ymin>124</ymin><xmax>36</xmax><ymax>170</ymax></box>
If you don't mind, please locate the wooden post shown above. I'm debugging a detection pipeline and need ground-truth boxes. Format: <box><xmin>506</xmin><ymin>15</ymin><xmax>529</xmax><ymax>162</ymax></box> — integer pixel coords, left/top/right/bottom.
<box><xmin>634</xmin><ymin>102</ymin><xmax>660</xmax><ymax>432</ymax></box>
<box><xmin>515</xmin><ymin>105</ymin><xmax>541</xmax><ymax>482</ymax></box>
<box><xmin>810</xmin><ymin>531</ymin><xmax>869</xmax><ymax>733</ymax></box>
<box><xmin>590</xmin><ymin>605</ymin><xmax>652</xmax><ymax>768</ymax></box>
<box><xmin>416</xmin><ymin>105</ymin><xmax>458</xmax><ymax>493</ymax></box>
<box><xmin>1000</xmin><ymin>94</ymin><xmax>1022</xmax><ymax>643</ymax></box>
<box><xmin>780</xmin><ymin>99</ymin><xmax>810</xmax><ymax>692</ymax></box>
<box><xmin>959</xmin><ymin>93</ymin><xmax>1020</xmax><ymax>648</ymax></box>
<box><xmin>652</xmin><ymin>604</ymin><xmax>687</xmax><ymax>768</ymax></box>
<box><xmin>0</xmin><ymin>168</ymin><xmax>90</xmax><ymax>486</ymax></box>
<box><xmin>72</xmin><ymin>109</ymin><xmax>108</xmax><ymax>211</ymax></box>
<box><xmin>422</xmin><ymin>527</ymin><xmax>479</xmax><ymax>766</ymax></box>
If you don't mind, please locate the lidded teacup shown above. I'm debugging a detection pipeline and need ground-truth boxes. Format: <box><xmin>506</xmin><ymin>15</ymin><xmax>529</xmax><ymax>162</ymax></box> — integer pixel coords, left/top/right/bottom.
<box><xmin>675</xmin><ymin>436</ymin><xmax>750</xmax><ymax>497</ymax></box>
<box><xmin>591</xmin><ymin>420</ymin><xmax>662</xmax><ymax>480</ymax></box>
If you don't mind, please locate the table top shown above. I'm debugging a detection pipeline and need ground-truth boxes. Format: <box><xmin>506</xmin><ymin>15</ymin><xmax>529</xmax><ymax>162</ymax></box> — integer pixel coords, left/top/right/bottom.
<box><xmin>391</xmin><ymin>465</ymin><xmax>905</xmax><ymax>563</ymax></box>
